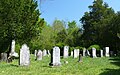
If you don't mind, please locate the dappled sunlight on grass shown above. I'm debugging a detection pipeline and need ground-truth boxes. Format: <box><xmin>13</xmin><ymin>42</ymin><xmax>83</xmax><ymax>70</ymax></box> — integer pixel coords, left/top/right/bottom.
<box><xmin>0</xmin><ymin>55</ymin><xmax>119</xmax><ymax>75</ymax></box>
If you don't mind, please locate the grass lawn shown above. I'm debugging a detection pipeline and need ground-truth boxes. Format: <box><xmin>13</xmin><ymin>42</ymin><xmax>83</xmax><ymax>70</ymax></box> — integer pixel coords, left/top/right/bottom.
<box><xmin>0</xmin><ymin>55</ymin><xmax>120</xmax><ymax>75</ymax></box>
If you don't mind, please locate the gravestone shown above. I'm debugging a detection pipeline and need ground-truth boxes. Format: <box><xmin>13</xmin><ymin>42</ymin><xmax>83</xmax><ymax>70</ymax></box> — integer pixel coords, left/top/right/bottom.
<box><xmin>105</xmin><ymin>47</ymin><xmax>110</xmax><ymax>57</ymax></box>
<box><xmin>110</xmin><ymin>51</ymin><xmax>114</xmax><ymax>57</ymax></box>
<box><xmin>47</xmin><ymin>50</ymin><xmax>51</xmax><ymax>57</ymax></box>
<box><xmin>47</xmin><ymin>50</ymin><xmax>51</xmax><ymax>55</ymax></box>
<box><xmin>34</xmin><ymin>50</ymin><xmax>37</xmax><ymax>57</ymax></box>
<box><xmin>78</xmin><ymin>54</ymin><xmax>82</xmax><ymax>62</ymax></box>
<box><xmin>49</xmin><ymin>46</ymin><xmax>61</xmax><ymax>66</ymax></box>
<box><xmin>63</xmin><ymin>46</ymin><xmax>69</xmax><ymax>58</ymax></box>
<box><xmin>42</xmin><ymin>49</ymin><xmax>47</xmax><ymax>56</ymax></box>
<box><xmin>19</xmin><ymin>44</ymin><xmax>30</xmax><ymax>66</ymax></box>
<box><xmin>0</xmin><ymin>53</ymin><xmax>7</xmax><ymax>62</ymax></box>
<box><xmin>83</xmin><ymin>48</ymin><xmax>86</xmax><ymax>56</ymax></box>
<box><xmin>86</xmin><ymin>50</ymin><xmax>90</xmax><ymax>56</ymax></box>
<box><xmin>92</xmin><ymin>47</ymin><xmax>97</xmax><ymax>58</ymax></box>
<box><xmin>36</xmin><ymin>50</ymin><xmax>42</xmax><ymax>60</ymax></box>
<box><xmin>76</xmin><ymin>49</ymin><xmax>79</xmax><ymax>57</ymax></box>
<box><xmin>11</xmin><ymin>40</ymin><xmax>15</xmax><ymax>53</ymax></box>
<box><xmin>71</xmin><ymin>51</ymin><xmax>73</xmax><ymax>56</ymax></box>
<box><xmin>9</xmin><ymin>40</ymin><xmax>19</xmax><ymax>57</ymax></box>
<box><xmin>100</xmin><ymin>50</ymin><xmax>103</xmax><ymax>57</ymax></box>
<box><xmin>73</xmin><ymin>49</ymin><xmax>77</xmax><ymax>58</ymax></box>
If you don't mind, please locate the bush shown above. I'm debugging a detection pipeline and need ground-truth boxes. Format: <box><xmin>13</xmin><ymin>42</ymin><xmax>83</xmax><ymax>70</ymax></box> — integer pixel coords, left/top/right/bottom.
<box><xmin>88</xmin><ymin>44</ymin><xmax>101</xmax><ymax>51</ymax></box>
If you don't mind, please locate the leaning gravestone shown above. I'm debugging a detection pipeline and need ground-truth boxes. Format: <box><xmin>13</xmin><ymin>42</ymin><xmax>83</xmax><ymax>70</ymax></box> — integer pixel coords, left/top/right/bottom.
<box><xmin>49</xmin><ymin>46</ymin><xmax>61</xmax><ymax>66</ymax></box>
<box><xmin>83</xmin><ymin>48</ymin><xmax>86</xmax><ymax>56</ymax></box>
<box><xmin>19</xmin><ymin>44</ymin><xmax>30</xmax><ymax>66</ymax></box>
<box><xmin>42</xmin><ymin>49</ymin><xmax>47</xmax><ymax>56</ymax></box>
<box><xmin>9</xmin><ymin>40</ymin><xmax>19</xmax><ymax>57</ymax></box>
<box><xmin>63</xmin><ymin>46</ymin><xmax>69</xmax><ymax>58</ymax></box>
<box><xmin>92</xmin><ymin>47</ymin><xmax>97</xmax><ymax>58</ymax></box>
<box><xmin>105</xmin><ymin>47</ymin><xmax>110</xmax><ymax>57</ymax></box>
<box><xmin>100</xmin><ymin>50</ymin><xmax>103</xmax><ymax>57</ymax></box>
<box><xmin>73</xmin><ymin>49</ymin><xmax>77</xmax><ymax>58</ymax></box>
<box><xmin>36</xmin><ymin>50</ymin><xmax>42</xmax><ymax>60</ymax></box>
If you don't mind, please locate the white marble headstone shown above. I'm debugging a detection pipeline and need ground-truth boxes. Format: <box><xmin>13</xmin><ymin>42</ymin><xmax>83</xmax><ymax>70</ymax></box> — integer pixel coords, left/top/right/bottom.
<box><xmin>11</xmin><ymin>40</ymin><xmax>15</xmax><ymax>53</ymax></box>
<box><xmin>83</xmin><ymin>48</ymin><xmax>86</xmax><ymax>56</ymax></box>
<box><xmin>92</xmin><ymin>47</ymin><xmax>97</xmax><ymax>58</ymax></box>
<box><xmin>36</xmin><ymin>50</ymin><xmax>42</xmax><ymax>60</ymax></box>
<box><xmin>105</xmin><ymin>47</ymin><xmax>110</xmax><ymax>57</ymax></box>
<box><xmin>49</xmin><ymin>46</ymin><xmax>61</xmax><ymax>66</ymax></box>
<box><xmin>73</xmin><ymin>49</ymin><xmax>77</xmax><ymax>58</ymax></box>
<box><xmin>9</xmin><ymin>40</ymin><xmax>19</xmax><ymax>57</ymax></box>
<box><xmin>19</xmin><ymin>44</ymin><xmax>30</xmax><ymax>66</ymax></box>
<box><xmin>63</xmin><ymin>46</ymin><xmax>69</xmax><ymax>58</ymax></box>
<box><xmin>100</xmin><ymin>50</ymin><xmax>103</xmax><ymax>57</ymax></box>
<box><xmin>76</xmin><ymin>49</ymin><xmax>79</xmax><ymax>57</ymax></box>
<box><xmin>71</xmin><ymin>51</ymin><xmax>73</xmax><ymax>56</ymax></box>
<box><xmin>34</xmin><ymin>50</ymin><xmax>37</xmax><ymax>57</ymax></box>
<box><xmin>42</xmin><ymin>49</ymin><xmax>47</xmax><ymax>56</ymax></box>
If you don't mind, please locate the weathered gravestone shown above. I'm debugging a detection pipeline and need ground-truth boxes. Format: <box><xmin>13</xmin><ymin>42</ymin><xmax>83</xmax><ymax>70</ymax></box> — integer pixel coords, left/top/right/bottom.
<box><xmin>71</xmin><ymin>51</ymin><xmax>73</xmax><ymax>56</ymax></box>
<box><xmin>49</xmin><ymin>46</ymin><xmax>61</xmax><ymax>66</ymax></box>
<box><xmin>19</xmin><ymin>44</ymin><xmax>30</xmax><ymax>66</ymax></box>
<box><xmin>105</xmin><ymin>47</ymin><xmax>110</xmax><ymax>57</ymax></box>
<box><xmin>36</xmin><ymin>50</ymin><xmax>42</xmax><ymax>60</ymax></box>
<box><xmin>100</xmin><ymin>50</ymin><xmax>103</xmax><ymax>57</ymax></box>
<box><xmin>78</xmin><ymin>54</ymin><xmax>82</xmax><ymax>62</ymax></box>
<box><xmin>83</xmin><ymin>48</ymin><xmax>86</xmax><ymax>56</ymax></box>
<box><xmin>92</xmin><ymin>47</ymin><xmax>97</xmax><ymax>58</ymax></box>
<box><xmin>34</xmin><ymin>50</ymin><xmax>37</xmax><ymax>57</ymax></box>
<box><xmin>42</xmin><ymin>49</ymin><xmax>47</xmax><ymax>56</ymax></box>
<box><xmin>63</xmin><ymin>46</ymin><xmax>69</xmax><ymax>58</ymax></box>
<box><xmin>0</xmin><ymin>53</ymin><xmax>7</xmax><ymax>62</ymax></box>
<box><xmin>73</xmin><ymin>49</ymin><xmax>77</xmax><ymax>58</ymax></box>
<box><xmin>9</xmin><ymin>40</ymin><xmax>19</xmax><ymax>57</ymax></box>
<box><xmin>47</xmin><ymin>50</ymin><xmax>51</xmax><ymax>57</ymax></box>
<box><xmin>86</xmin><ymin>50</ymin><xmax>90</xmax><ymax>56</ymax></box>
<box><xmin>76</xmin><ymin>49</ymin><xmax>79</xmax><ymax>57</ymax></box>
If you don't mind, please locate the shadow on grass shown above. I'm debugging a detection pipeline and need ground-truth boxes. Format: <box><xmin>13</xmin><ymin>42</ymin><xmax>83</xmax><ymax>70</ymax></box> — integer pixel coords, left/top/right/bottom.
<box><xmin>100</xmin><ymin>57</ymin><xmax>120</xmax><ymax>75</ymax></box>
<box><xmin>100</xmin><ymin>68</ymin><xmax>120</xmax><ymax>75</ymax></box>
<box><xmin>10</xmin><ymin>64</ymin><xmax>19</xmax><ymax>67</ymax></box>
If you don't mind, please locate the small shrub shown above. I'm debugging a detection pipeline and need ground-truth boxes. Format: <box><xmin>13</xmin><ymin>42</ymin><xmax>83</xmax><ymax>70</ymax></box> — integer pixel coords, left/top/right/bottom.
<box><xmin>88</xmin><ymin>44</ymin><xmax>101</xmax><ymax>51</ymax></box>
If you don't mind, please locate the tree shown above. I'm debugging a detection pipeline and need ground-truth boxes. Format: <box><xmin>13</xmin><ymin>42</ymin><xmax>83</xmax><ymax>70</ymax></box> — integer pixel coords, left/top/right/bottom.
<box><xmin>0</xmin><ymin>0</ymin><xmax>41</xmax><ymax>53</ymax></box>
<box><xmin>65</xmin><ymin>21</ymin><xmax>82</xmax><ymax>47</ymax></box>
<box><xmin>80</xmin><ymin>0</ymin><xmax>115</xmax><ymax>48</ymax></box>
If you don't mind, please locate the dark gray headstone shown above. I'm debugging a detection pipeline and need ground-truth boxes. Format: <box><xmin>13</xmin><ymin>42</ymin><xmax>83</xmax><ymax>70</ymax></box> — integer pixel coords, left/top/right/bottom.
<box><xmin>0</xmin><ymin>53</ymin><xmax>7</xmax><ymax>62</ymax></box>
<box><xmin>78</xmin><ymin>54</ymin><xmax>82</xmax><ymax>62</ymax></box>
<box><xmin>19</xmin><ymin>44</ymin><xmax>30</xmax><ymax>66</ymax></box>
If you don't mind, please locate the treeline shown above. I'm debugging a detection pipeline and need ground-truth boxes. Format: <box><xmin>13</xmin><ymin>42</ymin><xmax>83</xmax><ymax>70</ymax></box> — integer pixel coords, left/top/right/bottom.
<box><xmin>0</xmin><ymin>0</ymin><xmax>120</xmax><ymax>55</ymax></box>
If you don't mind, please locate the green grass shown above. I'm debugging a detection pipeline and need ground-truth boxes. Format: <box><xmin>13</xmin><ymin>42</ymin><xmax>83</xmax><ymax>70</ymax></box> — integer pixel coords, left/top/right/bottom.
<box><xmin>0</xmin><ymin>55</ymin><xmax>120</xmax><ymax>75</ymax></box>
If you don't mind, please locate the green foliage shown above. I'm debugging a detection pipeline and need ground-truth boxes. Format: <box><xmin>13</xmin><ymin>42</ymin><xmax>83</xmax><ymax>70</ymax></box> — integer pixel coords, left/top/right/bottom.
<box><xmin>15</xmin><ymin>44</ymin><xmax>21</xmax><ymax>53</ymax></box>
<box><xmin>88</xmin><ymin>44</ymin><xmax>101</xmax><ymax>51</ymax></box>
<box><xmin>69</xmin><ymin>47</ymin><xmax>75</xmax><ymax>52</ymax></box>
<box><xmin>0</xmin><ymin>0</ymin><xmax>41</xmax><ymax>52</ymax></box>
<box><xmin>80</xmin><ymin>0</ymin><xmax>116</xmax><ymax>50</ymax></box>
